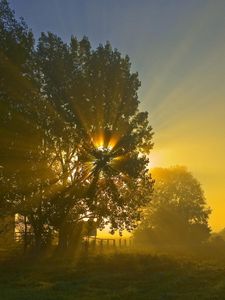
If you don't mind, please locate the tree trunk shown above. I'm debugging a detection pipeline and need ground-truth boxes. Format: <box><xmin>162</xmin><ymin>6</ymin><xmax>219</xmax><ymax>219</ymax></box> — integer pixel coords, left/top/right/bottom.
<box><xmin>67</xmin><ymin>222</ymin><xmax>84</xmax><ymax>257</ymax></box>
<box><xmin>33</xmin><ymin>224</ymin><xmax>45</xmax><ymax>252</ymax></box>
<box><xmin>56</xmin><ymin>222</ymin><xmax>84</xmax><ymax>257</ymax></box>
<box><xmin>24</xmin><ymin>215</ymin><xmax>28</xmax><ymax>253</ymax></box>
<box><xmin>57</xmin><ymin>225</ymin><xmax>68</xmax><ymax>253</ymax></box>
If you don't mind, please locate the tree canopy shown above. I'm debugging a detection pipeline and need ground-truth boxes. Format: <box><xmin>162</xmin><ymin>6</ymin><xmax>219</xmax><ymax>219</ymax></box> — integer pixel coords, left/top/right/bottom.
<box><xmin>0</xmin><ymin>0</ymin><xmax>154</xmax><ymax>251</ymax></box>
<box><xmin>134</xmin><ymin>166</ymin><xmax>211</xmax><ymax>247</ymax></box>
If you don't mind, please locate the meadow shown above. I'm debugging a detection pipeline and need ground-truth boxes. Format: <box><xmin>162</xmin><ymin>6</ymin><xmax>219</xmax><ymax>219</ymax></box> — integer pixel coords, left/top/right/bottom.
<box><xmin>1</xmin><ymin>251</ymin><xmax>225</xmax><ymax>300</ymax></box>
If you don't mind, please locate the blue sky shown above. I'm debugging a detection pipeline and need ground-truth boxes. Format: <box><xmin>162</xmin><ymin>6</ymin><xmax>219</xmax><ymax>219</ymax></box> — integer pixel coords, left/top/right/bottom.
<box><xmin>9</xmin><ymin>1</ymin><xmax>225</xmax><ymax>111</ymax></box>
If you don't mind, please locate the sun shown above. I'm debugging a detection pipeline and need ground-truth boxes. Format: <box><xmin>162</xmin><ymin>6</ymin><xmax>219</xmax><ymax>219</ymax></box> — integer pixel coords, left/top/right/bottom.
<box><xmin>92</xmin><ymin>131</ymin><xmax>120</xmax><ymax>153</ymax></box>
<box><xmin>97</xmin><ymin>145</ymin><xmax>113</xmax><ymax>151</ymax></box>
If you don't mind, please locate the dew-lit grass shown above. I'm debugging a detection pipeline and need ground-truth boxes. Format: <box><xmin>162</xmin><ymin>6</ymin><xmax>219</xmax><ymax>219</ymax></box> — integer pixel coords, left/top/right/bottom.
<box><xmin>1</xmin><ymin>251</ymin><xmax>225</xmax><ymax>300</ymax></box>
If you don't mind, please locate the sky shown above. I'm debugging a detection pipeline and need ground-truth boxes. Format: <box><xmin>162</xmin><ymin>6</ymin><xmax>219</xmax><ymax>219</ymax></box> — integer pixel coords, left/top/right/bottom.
<box><xmin>9</xmin><ymin>0</ymin><xmax>225</xmax><ymax>231</ymax></box>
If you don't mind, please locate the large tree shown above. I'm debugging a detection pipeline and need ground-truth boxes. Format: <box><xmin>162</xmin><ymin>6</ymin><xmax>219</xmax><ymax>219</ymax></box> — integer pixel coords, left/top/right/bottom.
<box><xmin>0</xmin><ymin>0</ymin><xmax>154</xmax><ymax>252</ymax></box>
<box><xmin>134</xmin><ymin>166</ymin><xmax>211</xmax><ymax>247</ymax></box>
<box><xmin>0</xmin><ymin>0</ymin><xmax>59</xmax><ymax>249</ymax></box>
<box><xmin>36</xmin><ymin>33</ymin><xmax>154</xmax><ymax>251</ymax></box>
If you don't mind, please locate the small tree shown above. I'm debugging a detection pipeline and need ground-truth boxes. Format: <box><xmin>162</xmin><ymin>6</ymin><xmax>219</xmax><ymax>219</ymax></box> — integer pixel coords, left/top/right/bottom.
<box><xmin>135</xmin><ymin>166</ymin><xmax>211</xmax><ymax>247</ymax></box>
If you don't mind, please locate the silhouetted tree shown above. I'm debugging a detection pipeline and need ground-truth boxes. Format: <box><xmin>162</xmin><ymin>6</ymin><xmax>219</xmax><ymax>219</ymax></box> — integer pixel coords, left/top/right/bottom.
<box><xmin>36</xmin><ymin>33</ymin><xmax>154</xmax><ymax>253</ymax></box>
<box><xmin>0</xmin><ymin>1</ymin><xmax>154</xmax><ymax>253</ymax></box>
<box><xmin>135</xmin><ymin>166</ymin><xmax>211</xmax><ymax>247</ymax></box>
<box><xmin>0</xmin><ymin>0</ymin><xmax>58</xmax><ymax>249</ymax></box>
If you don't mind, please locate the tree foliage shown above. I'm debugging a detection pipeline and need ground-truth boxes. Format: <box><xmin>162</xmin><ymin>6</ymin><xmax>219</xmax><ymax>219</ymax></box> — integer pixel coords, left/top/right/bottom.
<box><xmin>0</xmin><ymin>0</ymin><xmax>154</xmax><ymax>251</ymax></box>
<box><xmin>135</xmin><ymin>166</ymin><xmax>211</xmax><ymax>246</ymax></box>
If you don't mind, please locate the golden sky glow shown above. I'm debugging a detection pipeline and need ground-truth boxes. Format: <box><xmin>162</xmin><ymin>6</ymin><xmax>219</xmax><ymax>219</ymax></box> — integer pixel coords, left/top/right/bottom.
<box><xmin>142</xmin><ymin>29</ymin><xmax>225</xmax><ymax>231</ymax></box>
<box><xmin>136</xmin><ymin>2</ymin><xmax>225</xmax><ymax>232</ymax></box>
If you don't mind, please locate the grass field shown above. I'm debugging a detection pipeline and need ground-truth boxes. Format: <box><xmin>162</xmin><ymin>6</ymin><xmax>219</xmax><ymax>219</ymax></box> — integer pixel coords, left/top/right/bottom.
<box><xmin>1</xmin><ymin>251</ymin><xmax>225</xmax><ymax>300</ymax></box>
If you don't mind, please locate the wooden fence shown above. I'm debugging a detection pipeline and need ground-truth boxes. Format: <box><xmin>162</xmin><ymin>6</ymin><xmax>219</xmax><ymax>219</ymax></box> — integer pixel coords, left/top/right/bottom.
<box><xmin>82</xmin><ymin>236</ymin><xmax>134</xmax><ymax>250</ymax></box>
<box><xmin>13</xmin><ymin>232</ymin><xmax>134</xmax><ymax>251</ymax></box>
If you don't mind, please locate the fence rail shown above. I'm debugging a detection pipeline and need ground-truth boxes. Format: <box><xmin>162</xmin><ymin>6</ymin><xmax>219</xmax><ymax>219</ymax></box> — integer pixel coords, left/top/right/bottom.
<box><xmin>13</xmin><ymin>232</ymin><xmax>133</xmax><ymax>250</ymax></box>
<box><xmin>83</xmin><ymin>236</ymin><xmax>134</xmax><ymax>250</ymax></box>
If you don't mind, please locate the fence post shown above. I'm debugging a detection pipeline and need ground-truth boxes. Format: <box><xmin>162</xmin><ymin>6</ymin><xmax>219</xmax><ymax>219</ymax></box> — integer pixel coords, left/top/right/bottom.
<box><xmin>129</xmin><ymin>238</ymin><xmax>132</xmax><ymax>247</ymax></box>
<box><xmin>100</xmin><ymin>239</ymin><xmax>103</xmax><ymax>250</ymax></box>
